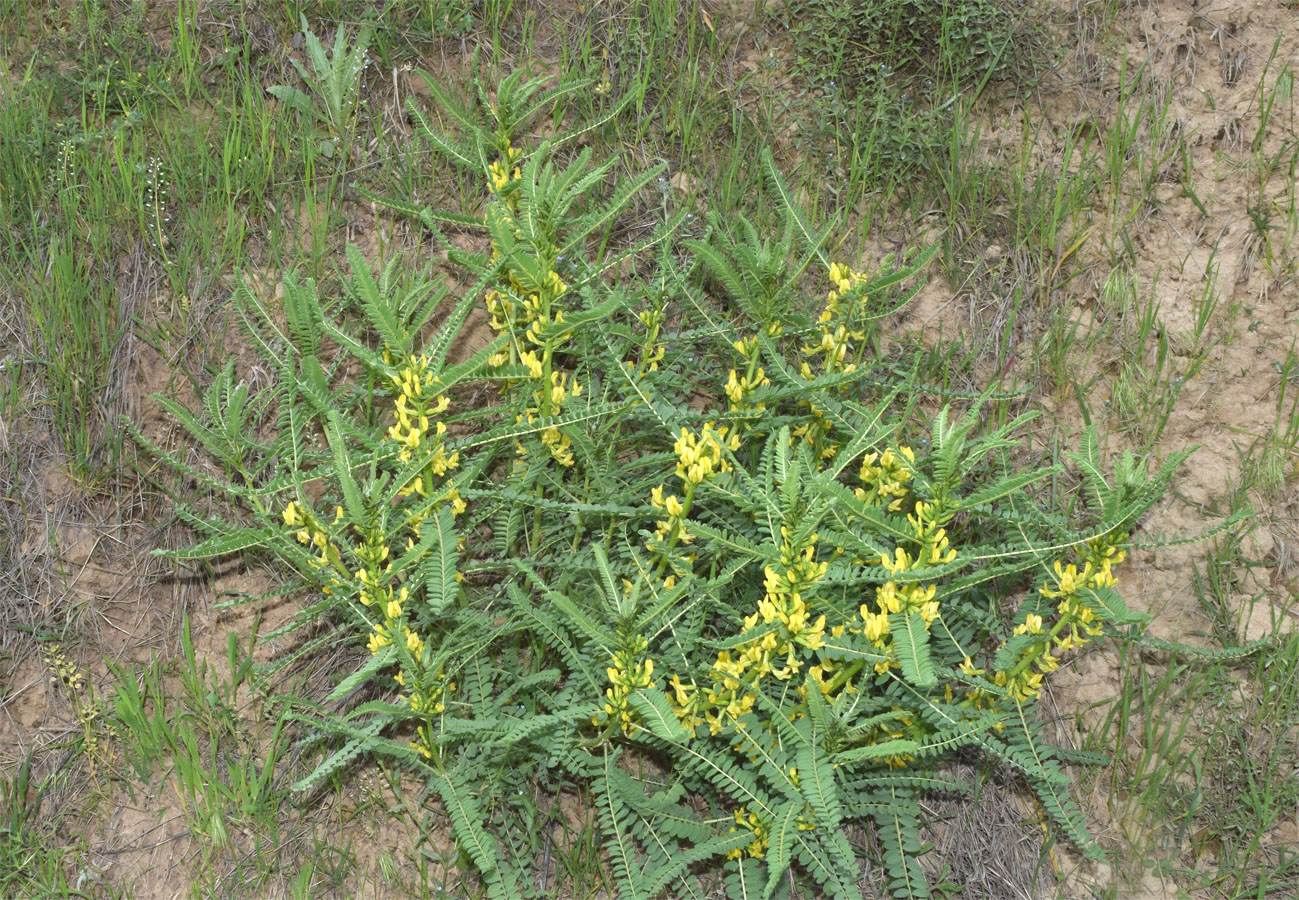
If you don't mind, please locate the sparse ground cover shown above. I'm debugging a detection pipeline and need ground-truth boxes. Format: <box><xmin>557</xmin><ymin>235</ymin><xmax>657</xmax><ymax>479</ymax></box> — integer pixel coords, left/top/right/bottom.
<box><xmin>0</xmin><ymin>1</ymin><xmax>1295</xmax><ymax>899</ymax></box>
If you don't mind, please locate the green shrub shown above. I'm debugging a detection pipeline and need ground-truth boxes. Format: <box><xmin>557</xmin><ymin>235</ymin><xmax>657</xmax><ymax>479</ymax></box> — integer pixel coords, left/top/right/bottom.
<box><xmin>140</xmin><ymin>68</ymin><xmax>1200</xmax><ymax>899</ymax></box>
<box><xmin>779</xmin><ymin>0</ymin><xmax>1047</xmax><ymax>190</ymax></box>
<box><xmin>785</xmin><ymin>0</ymin><xmax>1025</xmax><ymax>91</ymax></box>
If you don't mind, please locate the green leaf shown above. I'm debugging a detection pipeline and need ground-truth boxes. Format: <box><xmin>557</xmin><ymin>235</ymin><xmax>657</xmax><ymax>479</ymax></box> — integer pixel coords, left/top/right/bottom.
<box><xmin>290</xmin><ymin>717</ymin><xmax>384</xmax><ymax>793</ymax></box>
<box><xmin>794</xmin><ymin>744</ymin><xmax>842</xmax><ymax>830</ymax></box>
<box><xmin>890</xmin><ymin>612</ymin><xmax>937</xmax><ymax>687</ymax></box>
<box><xmin>324</xmin><ymin>411</ymin><xmax>365</xmax><ymax>524</ymax></box>
<box><xmin>628</xmin><ymin>689</ymin><xmax>689</xmax><ymax>742</ymax></box>
<box><xmin>833</xmin><ymin>739</ymin><xmax>920</xmax><ymax>767</ymax></box>
<box><xmin>638</xmin><ymin>831</ymin><xmax>750</xmax><ymax>899</ymax></box>
<box><xmin>1080</xmin><ymin>584</ymin><xmax>1150</xmax><ymax>627</ymax></box>
<box><xmin>424</xmin><ymin>506</ymin><xmax>460</xmax><ymax>614</ymax></box>
<box><xmin>266</xmin><ymin>84</ymin><xmax>317</xmax><ymax>118</ymax></box>
<box><xmin>871</xmin><ymin>790</ymin><xmax>931</xmax><ymax>900</ymax></box>
<box><xmin>496</xmin><ymin>714</ymin><xmax>564</xmax><ymax>750</ymax></box>
<box><xmin>763</xmin><ymin>801</ymin><xmax>802</xmax><ymax>900</ymax></box>
<box><xmin>546</xmin><ymin>589</ymin><xmax>613</xmax><ymax>652</ymax></box>
<box><xmin>597</xmin><ymin>749</ymin><xmax>647</xmax><ymax>900</ymax></box>
<box><xmin>1134</xmin><ymin>632</ymin><xmax>1269</xmax><ymax>659</ymax></box>
<box><xmin>327</xmin><ymin>646</ymin><xmax>395</xmax><ymax>701</ymax></box>
<box><xmin>760</xmin><ymin>148</ymin><xmax>831</xmax><ymax>270</ymax></box>
<box><xmin>956</xmin><ymin>467</ymin><xmax>1058</xmax><ymax>512</ymax></box>
<box><xmin>432</xmin><ymin>773</ymin><xmax>521</xmax><ymax>900</ymax></box>
<box><xmin>164</xmin><ymin>526</ymin><xmax>273</xmax><ymax>559</ymax></box>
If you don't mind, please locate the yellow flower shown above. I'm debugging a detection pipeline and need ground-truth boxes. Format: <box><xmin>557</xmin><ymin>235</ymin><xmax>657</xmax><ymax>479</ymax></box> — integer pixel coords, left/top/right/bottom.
<box><xmin>367</xmin><ymin>625</ymin><xmax>391</xmax><ymax>654</ymax></box>
<box><xmin>1014</xmin><ymin>613</ymin><xmax>1045</xmax><ymax>636</ymax></box>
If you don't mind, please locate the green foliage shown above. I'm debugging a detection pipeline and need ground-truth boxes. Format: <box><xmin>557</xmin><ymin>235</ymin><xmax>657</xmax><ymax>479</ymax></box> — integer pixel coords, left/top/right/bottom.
<box><xmin>785</xmin><ymin>0</ymin><xmax>1027</xmax><ymax>92</ymax></box>
<box><xmin>268</xmin><ymin>15</ymin><xmax>372</xmax><ymax>157</ymax></box>
<box><xmin>104</xmin><ymin>615</ymin><xmax>295</xmax><ymax>887</ymax></box>
<box><xmin>142</xmin><ymin>67</ymin><xmax>1214</xmax><ymax>899</ymax></box>
<box><xmin>777</xmin><ymin>0</ymin><xmax>1045</xmax><ymax>191</ymax></box>
<box><xmin>0</xmin><ymin>754</ymin><xmax>77</xmax><ymax>897</ymax></box>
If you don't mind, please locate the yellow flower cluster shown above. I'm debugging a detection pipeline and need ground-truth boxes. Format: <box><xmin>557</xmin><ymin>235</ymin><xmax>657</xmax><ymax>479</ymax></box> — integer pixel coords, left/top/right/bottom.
<box><xmin>790</xmin><ymin>402</ymin><xmax>838</xmax><ymax>460</ymax></box>
<box><xmin>733</xmin><ymin>335</ymin><xmax>760</xmax><ymax>362</ymax></box>
<box><xmin>353</xmin><ymin>524</ymin><xmax>455</xmax><ymax>756</ymax></box>
<box><xmin>483</xmin><ymin>268</ymin><xmax>569</xmax><ymax>344</ymax></box>
<box><xmin>642</xmin><ymin>422</ymin><xmax>739</xmax><ymax>561</ymax></box>
<box><xmin>480</xmin><ymin>141</ymin><xmax>583</xmax><ymax>468</ymax></box>
<box><xmin>512</xmin><ymin>349</ymin><xmax>582</xmax><ymax>467</ymax></box>
<box><xmin>907</xmin><ymin>501</ymin><xmax>958</xmax><ymax>567</ymax></box>
<box><xmin>855</xmin><ymin>446</ymin><xmax>914</xmax><ymax>511</ymax></box>
<box><xmin>670</xmin><ymin>529</ymin><xmax>830</xmax><ymax>735</ymax></box>
<box><xmin>858</xmin><ymin>498</ymin><xmax>953</xmax><ymax>675</ymax></box>
<box><xmin>593</xmin><ymin>636</ymin><xmax>656</xmax><ymax>737</ymax></box>
<box><xmin>487</xmin><ymin>143</ymin><xmax>522</xmax><ymax>194</ymax></box>
<box><xmin>341</xmin><ymin>526</ymin><xmax>414</xmax><ymax>659</ymax></box>
<box><xmin>726</xmin><ymin>807</ymin><xmax>771</xmax><ymax>860</ymax></box>
<box><xmin>970</xmin><ymin>532</ymin><xmax>1127</xmax><ymax>706</ymax></box>
<box><xmin>822</xmin><ymin>261</ymin><xmax>868</xmax><ymax>323</ymax></box>
<box><xmin>388</xmin><ymin>354</ymin><xmax>458</xmax><ymax>470</ymax></box>
<box><xmin>42</xmin><ymin>642</ymin><xmax>117</xmax><ymax>772</ymax></box>
<box><xmin>749</xmin><ymin>531</ymin><xmax>830</xmax><ymax>657</ymax></box>
<box><xmin>650</xmin><ymin>484</ymin><xmax>690</xmax><ymax>544</ymax></box>
<box><xmin>607</xmin><ymin>425</ymin><xmax>746</xmax><ymax>735</ymax></box>
<box><xmin>283</xmin><ymin>501</ymin><xmax>345</xmax><ymax>575</ymax></box>
<box><xmin>632</xmin><ymin>308</ymin><xmax>666</xmax><ymax>376</ymax></box>
<box><xmin>280</xmin><ymin>499</ymin><xmax>457</xmax><ymax>759</ymax></box>
<box><xmin>724</xmin><ymin>335</ymin><xmax>769</xmax><ymax>422</ymax></box>
<box><xmin>399</xmin><ymin>665</ymin><xmax>456</xmax><ymax>761</ymax></box>
<box><xmin>42</xmin><ymin>641</ymin><xmax>85</xmax><ymax>692</ymax></box>
<box><xmin>800</xmin><ymin>323</ymin><xmax>865</xmax><ymax>378</ymax></box>
<box><xmin>797</xmin><ymin>262</ymin><xmax>869</xmax><ymax>379</ymax></box>
<box><xmin>724</xmin><ymin>367</ymin><xmax>769</xmax><ymax>414</ymax></box>
<box><xmin>787</xmin><ymin>264</ymin><xmax>874</xmax><ymax>458</ymax></box>
<box><xmin>674</xmin><ymin>422</ymin><xmax>739</xmax><ymax>486</ymax></box>
<box><xmin>396</xmin><ymin>664</ymin><xmax>455</xmax><ymax>716</ymax></box>
<box><xmin>644</xmin><ymin>423</ymin><xmax>739</xmax><ymax>568</ymax></box>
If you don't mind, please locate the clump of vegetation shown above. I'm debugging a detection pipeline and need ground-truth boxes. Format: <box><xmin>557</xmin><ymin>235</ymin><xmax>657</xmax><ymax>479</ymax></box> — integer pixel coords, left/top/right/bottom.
<box><xmin>138</xmin><ymin>66</ymin><xmax>1207</xmax><ymax>899</ymax></box>
<box><xmin>778</xmin><ymin>0</ymin><xmax>1047</xmax><ymax>191</ymax></box>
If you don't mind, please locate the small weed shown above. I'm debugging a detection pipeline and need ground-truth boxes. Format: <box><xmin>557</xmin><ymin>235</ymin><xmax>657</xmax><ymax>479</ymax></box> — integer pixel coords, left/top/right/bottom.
<box><xmin>269</xmin><ymin>15</ymin><xmax>372</xmax><ymax>160</ymax></box>
<box><xmin>109</xmin><ymin>616</ymin><xmax>296</xmax><ymax>893</ymax></box>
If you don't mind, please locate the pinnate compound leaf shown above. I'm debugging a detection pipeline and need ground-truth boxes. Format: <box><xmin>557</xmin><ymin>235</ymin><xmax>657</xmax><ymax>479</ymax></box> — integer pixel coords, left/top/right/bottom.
<box><xmin>833</xmin><ymin>738</ymin><xmax>920</xmax><ymax>768</ymax></box>
<box><xmin>890</xmin><ymin>612</ymin><xmax>937</xmax><ymax>687</ymax></box>
<box><xmin>629</xmin><ymin>689</ymin><xmax>689</xmax><ymax>743</ymax></box>
<box><xmin>326</xmin><ymin>646</ymin><xmax>395</xmax><ymax>701</ymax></box>
<box><xmin>432</xmin><ymin>773</ymin><xmax>521</xmax><ymax>900</ymax></box>
<box><xmin>164</xmin><ymin>526</ymin><xmax>273</xmax><ymax>559</ymax></box>
<box><xmin>641</xmin><ymin>831</ymin><xmax>752</xmax><ymax>900</ymax></box>
<box><xmin>871</xmin><ymin>790</ymin><xmax>931</xmax><ymax>900</ymax></box>
<box><xmin>763</xmin><ymin>801</ymin><xmax>802</xmax><ymax>900</ymax></box>
<box><xmin>794</xmin><ymin>744</ymin><xmax>842</xmax><ymax>830</ymax></box>
<box><xmin>424</xmin><ymin>506</ymin><xmax>460</xmax><ymax>614</ymax></box>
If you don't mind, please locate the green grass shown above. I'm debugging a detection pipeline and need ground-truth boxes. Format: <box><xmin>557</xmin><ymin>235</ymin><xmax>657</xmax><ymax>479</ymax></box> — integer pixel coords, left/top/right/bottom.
<box><xmin>106</xmin><ymin>615</ymin><xmax>316</xmax><ymax>896</ymax></box>
<box><xmin>0</xmin><ymin>0</ymin><xmax>1295</xmax><ymax>898</ymax></box>
<box><xmin>0</xmin><ymin>753</ymin><xmax>122</xmax><ymax>899</ymax></box>
<box><xmin>1082</xmin><ymin>529</ymin><xmax>1299</xmax><ymax>898</ymax></box>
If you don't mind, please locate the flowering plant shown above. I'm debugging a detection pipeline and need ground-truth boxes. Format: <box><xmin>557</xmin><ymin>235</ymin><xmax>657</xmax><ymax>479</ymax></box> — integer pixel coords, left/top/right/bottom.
<box><xmin>140</xmin><ymin>67</ymin><xmax>1234</xmax><ymax>900</ymax></box>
